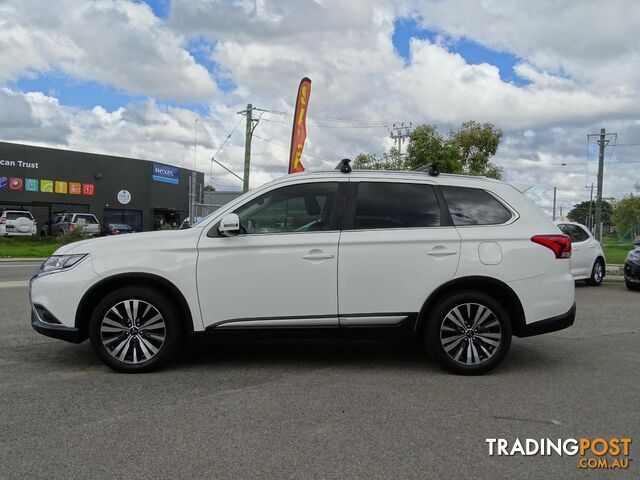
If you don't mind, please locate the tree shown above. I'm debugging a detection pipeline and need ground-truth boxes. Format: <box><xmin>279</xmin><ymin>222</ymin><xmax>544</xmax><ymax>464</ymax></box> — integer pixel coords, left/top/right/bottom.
<box><xmin>567</xmin><ymin>200</ymin><xmax>612</xmax><ymax>226</ymax></box>
<box><xmin>353</xmin><ymin>121</ymin><xmax>503</xmax><ymax>179</ymax></box>
<box><xmin>203</xmin><ymin>184</ymin><xmax>216</xmax><ymax>192</ymax></box>
<box><xmin>612</xmin><ymin>194</ymin><xmax>640</xmax><ymax>241</ymax></box>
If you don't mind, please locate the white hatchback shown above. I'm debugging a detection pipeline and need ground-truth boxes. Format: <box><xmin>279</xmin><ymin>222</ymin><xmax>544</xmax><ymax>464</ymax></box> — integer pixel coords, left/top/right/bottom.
<box><xmin>30</xmin><ymin>164</ymin><xmax>576</xmax><ymax>375</ymax></box>
<box><xmin>555</xmin><ymin>221</ymin><xmax>605</xmax><ymax>286</ymax></box>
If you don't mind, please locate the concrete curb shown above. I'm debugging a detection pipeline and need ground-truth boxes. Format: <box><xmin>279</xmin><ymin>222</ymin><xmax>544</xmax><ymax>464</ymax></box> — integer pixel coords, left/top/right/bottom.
<box><xmin>606</xmin><ymin>264</ymin><xmax>624</xmax><ymax>276</ymax></box>
<box><xmin>0</xmin><ymin>258</ymin><xmax>46</xmax><ymax>263</ymax></box>
<box><xmin>604</xmin><ymin>275</ymin><xmax>625</xmax><ymax>283</ymax></box>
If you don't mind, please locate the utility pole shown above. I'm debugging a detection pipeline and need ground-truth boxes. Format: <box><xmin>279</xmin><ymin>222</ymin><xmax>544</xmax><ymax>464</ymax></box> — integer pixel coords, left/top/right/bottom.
<box><xmin>588</xmin><ymin>128</ymin><xmax>616</xmax><ymax>242</ymax></box>
<box><xmin>552</xmin><ymin>187</ymin><xmax>557</xmax><ymax>221</ymax></box>
<box><xmin>240</xmin><ymin>103</ymin><xmax>254</xmax><ymax>193</ymax></box>
<box><xmin>587</xmin><ymin>183</ymin><xmax>594</xmax><ymax>231</ymax></box>
<box><xmin>387</xmin><ymin>122</ymin><xmax>413</xmax><ymax>155</ymax></box>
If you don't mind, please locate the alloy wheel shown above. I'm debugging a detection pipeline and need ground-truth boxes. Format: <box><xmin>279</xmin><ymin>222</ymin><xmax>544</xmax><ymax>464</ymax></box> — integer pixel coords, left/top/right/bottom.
<box><xmin>594</xmin><ymin>262</ymin><xmax>603</xmax><ymax>283</ymax></box>
<box><xmin>439</xmin><ymin>303</ymin><xmax>502</xmax><ymax>366</ymax></box>
<box><xmin>100</xmin><ymin>299</ymin><xmax>166</xmax><ymax>364</ymax></box>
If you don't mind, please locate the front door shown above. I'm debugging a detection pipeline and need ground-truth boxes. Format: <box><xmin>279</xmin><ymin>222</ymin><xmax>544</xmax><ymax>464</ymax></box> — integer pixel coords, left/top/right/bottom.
<box><xmin>197</xmin><ymin>181</ymin><xmax>344</xmax><ymax>329</ymax></box>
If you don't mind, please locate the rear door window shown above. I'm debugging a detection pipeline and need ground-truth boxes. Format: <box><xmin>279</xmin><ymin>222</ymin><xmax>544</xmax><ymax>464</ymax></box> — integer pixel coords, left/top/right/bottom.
<box><xmin>352</xmin><ymin>182</ymin><xmax>441</xmax><ymax>229</ymax></box>
<box><xmin>440</xmin><ymin>186</ymin><xmax>512</xmax><ymax>226</ymax></box>
<box><xmin>565</xmin><ymin>224</ymin><xmax>590</xmax><ymax>243</ymax></box>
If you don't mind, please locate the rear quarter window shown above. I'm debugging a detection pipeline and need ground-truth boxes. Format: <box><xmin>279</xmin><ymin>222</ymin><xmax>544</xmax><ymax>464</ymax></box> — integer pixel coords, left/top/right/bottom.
<box><xmin>441</xmin><ymin>186</ymin><xmax>513</xmax><ymax>226</ymax></box>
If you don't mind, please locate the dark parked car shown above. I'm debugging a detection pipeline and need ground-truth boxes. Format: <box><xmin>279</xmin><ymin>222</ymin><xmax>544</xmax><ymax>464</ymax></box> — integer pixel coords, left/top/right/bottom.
<box><xmin>98</xmin><ymin>223</ymin><xmax>135</xmax><ymax>236</ymax></box>
<box><xmin>624</xmin><ymin>241</ymin><xmax>640</xmax><ymax>291</ymax></box>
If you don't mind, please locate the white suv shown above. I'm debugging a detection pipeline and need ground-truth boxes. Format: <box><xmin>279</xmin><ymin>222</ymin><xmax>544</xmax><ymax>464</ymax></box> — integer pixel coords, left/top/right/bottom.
<box><xmin>1</xmin><ymin>210</ymin><xmax>37</xmax><ymax>236</ymax></box>
<box><xmin>30</xmin><ymin>165</ymin><xmax>576</xmax><ymax>374</ymax></box>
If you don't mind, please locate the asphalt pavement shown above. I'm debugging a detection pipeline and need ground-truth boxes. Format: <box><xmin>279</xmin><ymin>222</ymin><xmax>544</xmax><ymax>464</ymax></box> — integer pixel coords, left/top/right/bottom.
<box><xmin>0</xmin><ymin>263</ymin><xmax>638</xmax><ymax>479</ymax></box>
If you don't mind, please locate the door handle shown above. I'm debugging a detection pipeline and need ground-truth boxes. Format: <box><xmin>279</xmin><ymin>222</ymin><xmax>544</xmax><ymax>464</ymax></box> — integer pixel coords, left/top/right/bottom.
<box><xmin>426</xmin><ymin>248</ymin><xmax>458</xmax><ymax>256</ymax></box>
<box><xmin>303</xmin><ymin>252</ymin><xmax>335</xmax><ymax>260</ymax></box>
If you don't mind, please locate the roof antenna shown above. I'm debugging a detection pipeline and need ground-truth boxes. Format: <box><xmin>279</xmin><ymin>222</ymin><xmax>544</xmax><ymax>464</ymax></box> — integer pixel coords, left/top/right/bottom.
<box><xmin>335</xmin><ymin>158</ymin><xmax>352</xmax><ymax>173</ymax></box>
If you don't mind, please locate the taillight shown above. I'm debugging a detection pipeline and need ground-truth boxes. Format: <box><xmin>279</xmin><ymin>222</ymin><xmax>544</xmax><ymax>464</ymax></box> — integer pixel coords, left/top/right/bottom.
<box><xmin>531</xmin><ymin>234</ymin><xmax>572</xmax><ymax>259</ymax></box>
<box><xmin>0</xmin><ymin>218</ymin><xmax>5</xmax><ymax>224</ymax></box>
<box><xmin>69</xmin><ymin>223</ymin><xmax>75</xmax><ymax>230</ymax></box>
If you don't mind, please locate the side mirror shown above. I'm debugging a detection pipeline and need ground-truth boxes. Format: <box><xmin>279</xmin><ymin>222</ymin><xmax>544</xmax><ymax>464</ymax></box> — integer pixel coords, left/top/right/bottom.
<box><xmin>219</xmin><ymin>213</ymin><xmax>240</xmax><ymax>236</ymax></box>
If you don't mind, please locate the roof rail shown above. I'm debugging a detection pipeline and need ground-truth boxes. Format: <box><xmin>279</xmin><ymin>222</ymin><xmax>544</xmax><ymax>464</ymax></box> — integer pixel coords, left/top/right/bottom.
<box><xmin>415</xmin><ymin>162</ymin><xmax>439</xmax><ymax>176</ymax></box>
<box><xmin>335</xmin><ymin>158</ymin><xmax>352</xmax><ymax>173</ymax></box>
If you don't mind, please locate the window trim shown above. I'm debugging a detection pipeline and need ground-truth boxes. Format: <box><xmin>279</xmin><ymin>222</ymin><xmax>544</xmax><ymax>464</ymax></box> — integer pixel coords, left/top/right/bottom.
<box><xmin>341</xmin><ymin>181</ymin><xmax>451</xmax><ymax>231</ymax></box>
<box><xmin>440</xmin><ymin>186</ymin><xmax>518</xmax><ymax>228</ymax></box>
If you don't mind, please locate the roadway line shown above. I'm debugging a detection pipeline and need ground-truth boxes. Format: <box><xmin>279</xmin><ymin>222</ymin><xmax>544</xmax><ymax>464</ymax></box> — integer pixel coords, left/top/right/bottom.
<box><xmin>0</xmin><ymin>281</ymin><xmax>30</xmax><ymax>289</ymax></box>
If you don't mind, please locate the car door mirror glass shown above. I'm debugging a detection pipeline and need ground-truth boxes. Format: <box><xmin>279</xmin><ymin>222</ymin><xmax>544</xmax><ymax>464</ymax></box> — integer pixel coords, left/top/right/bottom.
<box><xmin>219</xmin><ymin>213</ymin><xmax>241</xmax><ymax>236</ymax></box>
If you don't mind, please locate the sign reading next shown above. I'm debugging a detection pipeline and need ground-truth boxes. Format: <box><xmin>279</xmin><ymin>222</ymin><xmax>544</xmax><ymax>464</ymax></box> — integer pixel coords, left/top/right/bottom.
<box><xmin>152</xmin><ymin>163</ymin><xmax>179</xmax><ymax>185</ymax></box>
<box><xmin>0</xmin><ymin>159</ymin><xmax>39</xmax><ymax>169</ymax></box>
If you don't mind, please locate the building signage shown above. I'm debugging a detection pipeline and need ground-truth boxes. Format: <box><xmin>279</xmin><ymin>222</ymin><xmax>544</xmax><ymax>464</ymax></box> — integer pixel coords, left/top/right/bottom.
<box><xmin>152</xmin><ymin>163</ymin><xmax>179</xmax><ymax>185</ymax></box>
<box><xmin>117</xmin><ymin>189</ymin><xmax>132</xmax><ymax>205</ymax></box>
<box><xmin>0</xmin><ymin>159</ymin><xmax>39</xmax><ymax>169</ymax></box>
<box><xmin>0</xmin><ymin>175</ymin><xmax>94</xmax><ymax>197</ymax></box>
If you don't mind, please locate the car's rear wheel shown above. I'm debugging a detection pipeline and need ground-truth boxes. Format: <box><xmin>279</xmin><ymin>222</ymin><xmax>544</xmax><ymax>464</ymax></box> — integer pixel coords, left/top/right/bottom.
<box><xmin>424</xmin><ymin>291</ymin><xmax>512</xmax><ymax>375</ymax></box>
<box><xmin>89</xmin><ymin>286</ymin><xmax>182</xmax><ymax>373</ymax></box>
<box><xmin>586</xmin><ymin>259</ymin><xmax>604</xmax><ymax>286</ymax></box>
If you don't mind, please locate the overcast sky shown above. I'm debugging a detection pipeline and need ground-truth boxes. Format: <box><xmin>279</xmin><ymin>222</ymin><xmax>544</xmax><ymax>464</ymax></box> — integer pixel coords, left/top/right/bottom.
<box><xmin>1</xmin><ymin>0</ymin><xmax>639</xmax><ymax>211</ymax></box>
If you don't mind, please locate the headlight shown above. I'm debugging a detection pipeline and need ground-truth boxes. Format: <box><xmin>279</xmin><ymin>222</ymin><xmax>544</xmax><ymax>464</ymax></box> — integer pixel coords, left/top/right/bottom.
<box><xmin>627</xmin><ymin>252</ymin><xmax>640</xmax><ymax>263</ymax></box>
<box><xmin>39</xmin><ymin>254</ymin><xmax>88</xmax><ymax>275</ymax></box>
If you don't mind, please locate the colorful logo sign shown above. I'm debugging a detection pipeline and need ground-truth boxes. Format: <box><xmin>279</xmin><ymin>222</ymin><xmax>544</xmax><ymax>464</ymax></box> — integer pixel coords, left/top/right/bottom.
<box><xmin>25</xmin><ymin>179</ymin><xmax>39</xmax><ymax>192</ymax></box>
<box><xmin>152</xmin><ymin>163</ymin><xmax>179</xmax><ymax>185</ymax></box>
<box><xmin>69</xmin><ymin>182</ymin><xmax>81</xmax><ymax>195</ymax></box>
<box><xmin>54</xmin><ymin>181</ymin><xmax>68</xmax><ymax>194</ymax></box>
<box><xmin>0</xmin><ymin>176</ymin><xmax>95</xmax><ymax>196</ymax></box>
<box><xmin>40</xmin><ymin>179</ymin><xmax>53</xmax><ymax>192</ymax></box>
<box><xmin>9</xmin><ymin>177</ymin><xmax>23</xmax><ymax>191</ymax></box>
<box><xmin>82</xmin><ymin>184</ymin><xmax>95</xmax><ymax>196</ymax></box>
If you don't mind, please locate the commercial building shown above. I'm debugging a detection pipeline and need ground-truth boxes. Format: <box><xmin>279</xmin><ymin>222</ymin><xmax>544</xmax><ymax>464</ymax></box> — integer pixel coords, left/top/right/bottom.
<box><xmin>0</xmin><ymin>141</ymin><xmax>204</xmax><ymax>232</ymax></box>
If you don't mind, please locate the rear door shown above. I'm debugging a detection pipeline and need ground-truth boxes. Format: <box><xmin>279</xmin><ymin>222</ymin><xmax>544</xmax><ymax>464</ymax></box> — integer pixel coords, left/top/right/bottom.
<box><xmin>337</xmin><ymin>180</ymin><xmax>460</xmax><ymax>326</ymax></box>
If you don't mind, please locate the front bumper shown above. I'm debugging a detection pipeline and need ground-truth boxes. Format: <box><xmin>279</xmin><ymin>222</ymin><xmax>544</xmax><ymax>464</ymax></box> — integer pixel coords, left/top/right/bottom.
<box><xmin>624</xmin><ymin>260</ymin><xmax>640</xmax><ymax>283</ymax></box>
<box><xmin>31</xmin><ymin>304</ymin><xmax>84</xmax><ymax>343</ymax></box>
<box><xmin>516</xmin><ymin>302</ymin><xmax>576</xmax><ymax>337</ymax></box>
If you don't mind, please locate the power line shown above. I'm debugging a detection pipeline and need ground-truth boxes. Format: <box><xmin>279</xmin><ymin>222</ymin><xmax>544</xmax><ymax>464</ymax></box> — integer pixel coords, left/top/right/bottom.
<box><xmin>252</xmin><ymin>134</ymin><xmax>328</xmax><ymax>162</ymax></box>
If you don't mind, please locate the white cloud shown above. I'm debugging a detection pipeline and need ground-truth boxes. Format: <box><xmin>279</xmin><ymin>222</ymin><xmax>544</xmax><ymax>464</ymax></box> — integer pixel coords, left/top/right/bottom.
<box><xmin>0</xmin><ymin>0</ymin><xmax>218</xmax><ymax>101</ymax></box>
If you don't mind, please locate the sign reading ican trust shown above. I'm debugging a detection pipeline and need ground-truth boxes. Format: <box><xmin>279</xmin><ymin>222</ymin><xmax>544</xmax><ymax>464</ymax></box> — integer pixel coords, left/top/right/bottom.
<box><xmin>152</xmin><ymin>163</ymin><xmax>179</xmax><ymax>185</ymax></box>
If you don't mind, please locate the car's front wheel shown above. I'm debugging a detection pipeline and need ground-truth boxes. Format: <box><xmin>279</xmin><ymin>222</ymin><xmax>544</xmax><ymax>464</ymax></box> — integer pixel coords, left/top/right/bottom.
<box><xmin>586</xmin><ymin>259</ymin><xmax>605</xmax><ymax>286</ymax></box>
<box><xmin>424</xmin><ymin>291</ymin><xmax>512</xmax><ymax>375</ymax></box>
<box><xmin>89</xmin><ymin>286</ymin><xmax>182</xmax><ymax>373</ymax></box>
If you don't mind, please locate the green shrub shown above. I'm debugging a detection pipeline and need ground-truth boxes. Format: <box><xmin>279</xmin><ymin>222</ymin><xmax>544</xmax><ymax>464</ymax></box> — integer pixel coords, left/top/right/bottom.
<box><xmin>56</xmin><ymin>229</ymin><xmax>89</xmax><ymax>245</ymax></box>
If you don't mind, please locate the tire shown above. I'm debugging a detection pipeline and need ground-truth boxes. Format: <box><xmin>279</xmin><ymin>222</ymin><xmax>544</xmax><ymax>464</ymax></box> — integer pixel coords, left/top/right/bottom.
<box><xmin>424</xmin><ymin>291</ymin><xmax>512</xmax><ymax>375</ymax></box>
<box><xmin>89</xmin><ymin>286</ymin><xmax>183</xmax><ymax>373</ymax></box>
<box><xmin>626</xmin><ymin>280</ymin><xmax>640</xmax><ymax>291</ymax></box>
<box><xmin>586</xmin><ymin>259</ymin><xmax>604</xmax><ymax>286</ymax></box>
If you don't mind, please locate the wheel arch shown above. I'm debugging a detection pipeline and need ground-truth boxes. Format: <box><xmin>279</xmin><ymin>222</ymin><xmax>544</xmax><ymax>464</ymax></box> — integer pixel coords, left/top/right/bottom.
<box><xmin>417</xmin><ymin>276</ymin><xmax>527</xmax><ymax>337</ymax></box>
<box><xmin>75</xmin><ymin>273</ymin><xmax>195</xmax><ymax>339</ymax></box>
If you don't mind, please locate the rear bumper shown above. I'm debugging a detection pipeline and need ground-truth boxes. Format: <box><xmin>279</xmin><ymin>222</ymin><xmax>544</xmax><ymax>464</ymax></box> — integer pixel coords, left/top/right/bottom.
<box><xmin>31</xmin><ymin>305</ymin><xmax>85</xmax><ymax>343</ymax></box>
<box><xmin>515</xmin><ymin>302</ymin><xmax>576</xmax><ymax>338</ymax></box>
